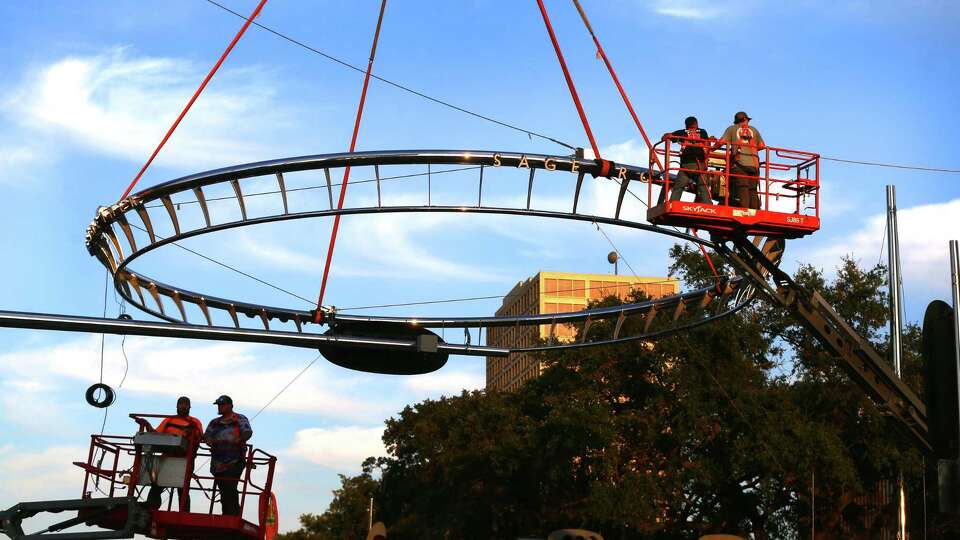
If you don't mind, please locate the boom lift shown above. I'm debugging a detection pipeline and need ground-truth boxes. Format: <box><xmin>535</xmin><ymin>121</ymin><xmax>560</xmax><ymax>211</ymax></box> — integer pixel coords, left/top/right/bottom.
<box><xmin>647</xmin><ymin>135</ymin><xmax>821</xmax><ymax>239</ymax></box>
<box><xmin>717</xmin><ymin>235</ymin><xmax>930</xmax><ymax>454</ymax></box>
<box><xmin>0</xmin><ymin>414</ymin><xmax>279</xmax><ymax>540</ymax></box>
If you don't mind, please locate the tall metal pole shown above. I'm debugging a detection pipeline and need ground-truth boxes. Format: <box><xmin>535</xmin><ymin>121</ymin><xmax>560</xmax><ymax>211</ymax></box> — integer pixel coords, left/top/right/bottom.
<box><xmin>887</xmin><ymin>185</ymin><xmax>908</xmax><ymax>539</ymax></box>
<box><xmin>951</xmin><ymin>240</ymin><xmax>960</xmax><ymax>389</ymax></box>
<box><xmin>887</xmin><ymin>185</ymin><xmax>904</xmax><ymax>374</ymax></box>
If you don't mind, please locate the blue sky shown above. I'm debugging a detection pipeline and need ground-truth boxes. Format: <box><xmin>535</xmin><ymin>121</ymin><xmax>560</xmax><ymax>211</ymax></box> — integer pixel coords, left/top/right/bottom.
<box><xmin>0</xmin><ymin>0</ymin><xmax>958</xmax><ymax>532</ymax></box>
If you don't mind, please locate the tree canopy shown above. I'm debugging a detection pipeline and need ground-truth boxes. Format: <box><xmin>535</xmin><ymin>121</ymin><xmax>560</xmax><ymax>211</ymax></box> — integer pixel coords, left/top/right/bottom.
<box><xmin>278</xmin><ymin>245</ymin><xmax>943</xmax><ymax>539</ymax></box>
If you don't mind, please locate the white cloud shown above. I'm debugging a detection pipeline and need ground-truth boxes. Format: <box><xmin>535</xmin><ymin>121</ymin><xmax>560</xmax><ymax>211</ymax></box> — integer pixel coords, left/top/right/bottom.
<box><xmin>649</xmin><ymin>0</ymin><xmax>729</xmax><ymax>19</ymax></box>
<box><xmin>0</xmin><ymin>445</ymin><xmax>87</xmax><ymax>502</ymax></box>
<box><xmin>0</xmin><ymin>378</ymin><xmax>65</xmax><ymax>430</ymax></box>
<box><xmin>647</xmin><ymin>0</ymin><xmax>756</xmax><ymax>21</ymax></box>
<box><xmin>287</xmin><ymin>426</ymin><xmax>386</xmax><ymax>471</ymax></box>
<box><xmin>4</xmin><ymin>48</ymin><xmax>293</xmax><ymax>171</ymax></box>
<box><xmin>235</xmin><ymin>209</ymin><xmax>512</xmax><ymax>283</ymax></box>
<box><xmin>0</xmin><ymin>145</ymin><xmax>38</xmax><ymax>168</ymax></box>
<box><xmin>403</xmin><ymin>369</ymin><xmax>484</xmax><ymax>396</ymax></box>
<box><xmin>240</xmin><ymin>234</ymin><xmax>325</xmax><ymax>274</ymax></box>
<box><xmin>598</xmin><ymin>139</ymin><xmax>651</xmax><ymax>166</ymax></box>
<box><xmin>803</xmin><ymin>198</ymin><xmax>960</xmax><ymax>288</ymax></box>
<box><xmin>585</xmin><ymin>139</ymin><xmax>656</xmax><ymax>221</ymax></box>
<box><xmin>0</xmin><ymin>336</ymin><xmax>387</xmax><ymax>423</ymax></box>
<box><xmin>655</xmin><ymin>6</ymin><xmax>721</xmax><ymax>19</ymax></box>
<box><xmin>337</xmin><ymin>212</ymin><xmax>509</xmax><ymax>282</ymax></box>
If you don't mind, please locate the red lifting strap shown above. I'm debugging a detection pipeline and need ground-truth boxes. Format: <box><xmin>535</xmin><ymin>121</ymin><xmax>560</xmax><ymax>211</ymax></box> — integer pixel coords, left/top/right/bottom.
<box><xmin>689</xmin><ymin>228</ymin><xmax>722</xmax><ymax>289</ymax></box>
<box><xmin>313</xmin><ymin>0</ymin><xmax>388</xmax><ymax>323</ymax></box>
<box><xmin>570</xmin><ymin>0</ymin><xmax>664</xmax><ymax>173</ymax></box>
<box><xmin>535</xmin><ymin>0</ymin><xmax>603</xmax><ymax>163</ymax></box>
<box><xmin>119</xmin><ymin>0</ymin><xmax>270</xmax><ymax>202</ymax></box>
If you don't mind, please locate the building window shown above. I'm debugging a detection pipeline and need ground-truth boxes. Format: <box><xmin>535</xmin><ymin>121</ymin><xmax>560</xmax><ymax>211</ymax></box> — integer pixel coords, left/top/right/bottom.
<box><xmin>591</xmin><ymin>280</ymin><xmax>615</xmax><ymax>300</ymax></box>
<box><xmin>571</xmin><ymin>280</ymin><xmax>585</xmax><ymax>298</ymax></box>
<box><xmin>545</xmin><ymin>278</ymin><xmax>557</xmax><ymax>295</ymax></box>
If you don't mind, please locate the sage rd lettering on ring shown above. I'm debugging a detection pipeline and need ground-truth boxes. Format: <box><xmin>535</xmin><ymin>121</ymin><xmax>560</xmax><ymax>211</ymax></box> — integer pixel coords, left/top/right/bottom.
<box><xmin>492</xmin><ymin>153</ymin><xmax>632</xmax><ymax>180</ymax></box>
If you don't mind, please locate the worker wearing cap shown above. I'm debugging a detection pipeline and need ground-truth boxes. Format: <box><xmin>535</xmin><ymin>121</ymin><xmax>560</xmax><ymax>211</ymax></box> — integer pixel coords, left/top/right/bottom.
<box><xmin>203</xmin><ymin>395</ymin><xmax>253</xmax><ymax>516</ymax></box>
<box><xmin>658</xmin><ymin>116</ymin><xmax>712</xmax><ymax>204</ymax></box>
<box><xmin>716</xmin><ymin>111</ymin><xmax>765</xmax><ymax>209</ymax></box>
<box><xmin>135</xmin><ymin>396</ymin><xmax>203</xmax><ymax>511</ymax></box>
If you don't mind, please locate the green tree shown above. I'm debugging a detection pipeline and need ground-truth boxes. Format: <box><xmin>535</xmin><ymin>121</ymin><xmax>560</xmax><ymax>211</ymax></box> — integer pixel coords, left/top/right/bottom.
<box><xmin>282</xmin><ymin>246</ymin><xmax>932</xmax><ymax>539</ymax></box>
<box><xmin>275</xmin><ymin>472</ymin><xmax>378</xmax><ymax>540</ymax></box>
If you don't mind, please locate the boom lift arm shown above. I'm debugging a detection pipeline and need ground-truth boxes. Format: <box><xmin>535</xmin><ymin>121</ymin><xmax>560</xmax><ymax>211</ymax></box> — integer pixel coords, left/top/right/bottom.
<box><xmin>715</xmin><ymin>235</ymin><xmax>931</xmax><ymax>454</ymax></box>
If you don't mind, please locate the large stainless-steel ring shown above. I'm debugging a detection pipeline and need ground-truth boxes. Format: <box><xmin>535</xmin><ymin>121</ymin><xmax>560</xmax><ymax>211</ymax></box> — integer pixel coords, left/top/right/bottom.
<box><xmin>85</xmin><ymin>150</ymin><xmax>781</xmax><ymax>355</ymax></box>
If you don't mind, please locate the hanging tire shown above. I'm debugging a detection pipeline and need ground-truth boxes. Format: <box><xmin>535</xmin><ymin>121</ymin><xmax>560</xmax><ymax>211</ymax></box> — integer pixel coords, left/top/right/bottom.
<box><xmin>85</xmin><ymin>383</ymin><xmax>115</xmax><ymax>408</ymax></box>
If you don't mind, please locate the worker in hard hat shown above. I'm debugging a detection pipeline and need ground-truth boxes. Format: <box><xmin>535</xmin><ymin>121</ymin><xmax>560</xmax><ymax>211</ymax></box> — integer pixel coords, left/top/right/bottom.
<box><xmin>658</xmin><ymin>116</ymin><xmax>713</xmax><ymax>205</ymax></box>
<box><xmin>135</xmin><ymin>396</ymin><xmax>203</xmax><ymax>511</ymax></box>
<box><xmin>715</xmin><ymin>111</ymin><xmax>766</xmax><ymax>209</ymax></box>
<box><xmin>204</xmin><ymin>395</ymin><xmax>253</xmax><ymax>516</ymax></box>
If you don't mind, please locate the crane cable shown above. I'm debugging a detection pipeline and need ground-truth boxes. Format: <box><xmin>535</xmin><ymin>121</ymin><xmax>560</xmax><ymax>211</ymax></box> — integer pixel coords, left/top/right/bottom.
<box><xmin>118</xmin><ymin>0</ymin><xmax>269</xmax><ymax>202</ymax></box>
<box><xmin>569</xmin><ymin>0</ymin><xmax>664</xmax><ymax>173</ymax></box>
<box><xmin>535</xmin><ymin>0</ymin><xmax>610</xmax><ymax>177</ymax></box>
<box><xmin>202</xmin><ymin>0</ymin><xmax>574</xmax><ymax>151</ymax></box>
<box><xmin>567</xmin><ymin>1</ymin><xmax>719</xmax><ymax>283</ymax></box>
<box><xmin>312</xmin><ymin>0</ymin><xmax>389</xmax><ymax>323</ymax></box>
<box><xmin>201</xmin><ymin>0</ymin><xmax>960</xmax><ymax>175</ymax></box>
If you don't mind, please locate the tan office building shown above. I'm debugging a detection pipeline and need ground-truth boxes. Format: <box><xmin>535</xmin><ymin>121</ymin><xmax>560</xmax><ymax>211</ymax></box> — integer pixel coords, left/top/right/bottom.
<box><xmin>485</xmin><ymin>271</ymin><xmax>680</xmax><ymax>392</ymax></box>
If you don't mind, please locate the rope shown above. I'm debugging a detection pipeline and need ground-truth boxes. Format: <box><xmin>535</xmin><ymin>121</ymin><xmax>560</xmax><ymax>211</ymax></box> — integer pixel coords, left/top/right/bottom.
<box><xmin>201</xmin><ymin>0</ymin><xmax>574</xmax><ymax>151</ymax></box>
<box><xmin>703</xmin><ymin>367</ymin><xmax>789</xmax><ymax>476</ymax></box>
<box><xmin>822</xmin><ymin>156</ymin><xmax>960</xmax><ymax>174</ymax></box>
<box><xmin>535</xmin><ymin>0</ymin><xmax>603</xmax><ymax>164</ymax></box>
<box><xmin>592</xmin><ymin>221</ymin><xmax>639</xmax><ymax>277</ymax></box>
<box><xmin>251</xmin><ymin>353</ymin><xmax>322</xmax><ymax>420</ymax></box>
<box><xmin>313</xmin><ymin>0</ymin><xmax>388</xmax><ymax>323</ymax></box>
<box><xmin>337</xmin><ymin>277</ymin><xmax>700</xmax><ymax>313</ymax></box>
<box><xmin>143</xmin><ymin>165</ymin><xmax>482</xmax><ymax>209</ymax></box>
<box><xmin>564</xmin><ymin>1</ymin><xmax>722</xmax><ymax>284</ymax></box>
<box><xmin>608</xmin><ymin>174</ymin><xmax>723</xmax><ymax>286</ymax></box>
<box><xmin>119</xmin><ymin>0</ymin><xmax>269</xmax><ymax>201</ymax></box>
<box><xmin>99</xmin><ymin>269</ymin><xmax>108</xmax><ymax>386</ymax></box>
<box><xmin>201</xmin><ymin>0</ymin><xmax>960</xmax><ymax>174</ymax></box>
<box><xmin>192</xmin><ymin>351</ymin><xmax>323</xmax><ymax>475</ymax></box>
<box><xmin>126</xmin><ymin>222</ymin><xmax>315</xmax><ymax>305</ymax></box>
<box><xmin>98</xmin><ymin>269</ymin><xmax>109</xmax><ymax>434</ymax></box>
<box><xmin>878</xmin><ymin>218</ymin><xmax>888</xmax><ymax>265</ymax></box>
<box><xmin>569</xmin><ymin>0</ymin><xmax>664</xmax><ymax>172</ymax></box>
<box><xmin>688</xmin><ymin>228</ymin><xmax>722</xmax><ymax>289</ymax></box>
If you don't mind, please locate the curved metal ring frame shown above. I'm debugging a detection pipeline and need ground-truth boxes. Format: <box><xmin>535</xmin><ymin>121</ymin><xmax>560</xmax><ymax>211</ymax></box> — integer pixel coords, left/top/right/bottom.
<box><xmin>85</xmin><ymin>150</ymin><xmax>783</xmax><ymax>357</ymax></box>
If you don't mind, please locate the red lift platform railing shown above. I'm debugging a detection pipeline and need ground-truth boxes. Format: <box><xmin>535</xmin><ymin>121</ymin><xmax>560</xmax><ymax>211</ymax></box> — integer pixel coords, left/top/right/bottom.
<box><xmin>0</xmin><ymin>414</ymin><xmax>278</xmax><ymax>540</ymax></box>
<box><xmin>646</xmin><ymin>135</ymin><xmax>821</xmax><ymax>239</ymax></box>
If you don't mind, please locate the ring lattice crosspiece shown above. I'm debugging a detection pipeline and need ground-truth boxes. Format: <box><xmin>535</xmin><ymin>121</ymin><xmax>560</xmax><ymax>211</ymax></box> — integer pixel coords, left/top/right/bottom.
<box><xmin>85</xmin><ymin>150</ymin><xmax>785</xmax><ymax>374</ymax></box>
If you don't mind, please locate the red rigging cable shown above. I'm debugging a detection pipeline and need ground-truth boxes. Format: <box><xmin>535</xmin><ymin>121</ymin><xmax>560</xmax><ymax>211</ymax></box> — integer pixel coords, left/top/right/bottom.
<box><xmin>565</xmin><ymin>2</ymin><xmax>722</xmax><ymax>280</ymax></box>
<box><xmin>688</xmin><ymin>228</ymin><xmax>721</xmax><ymax>288</ymax></box>
<box><xmin>119</xmin><ymin>0</ymin><xmax>269</xmax><ymax>202</ymax></box>
<box><xmin>313</xmin><ymin>0</ymin><xmax>388</xmax><ymax>323</ymax></box>
<box><xmin>570</xmin><ymin>0</ymin><xmax>664</xmax><ymax>173</ymax></box>
<box><xmin>535</xmin><ymin>0</ymin><xmax>605</xmax><ymax>171</ymax></box>
<box><xmin>200</xmin><ymin>0</ymin><xmax>958</xmax><ymax>175</ymax></box>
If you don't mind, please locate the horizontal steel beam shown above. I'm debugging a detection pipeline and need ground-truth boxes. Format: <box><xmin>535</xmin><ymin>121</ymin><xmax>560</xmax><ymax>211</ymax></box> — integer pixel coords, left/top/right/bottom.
<box><xmin>0</xmin><ymin>311</ymin><xmax>508</xmax><ymax>357</ymax></box>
